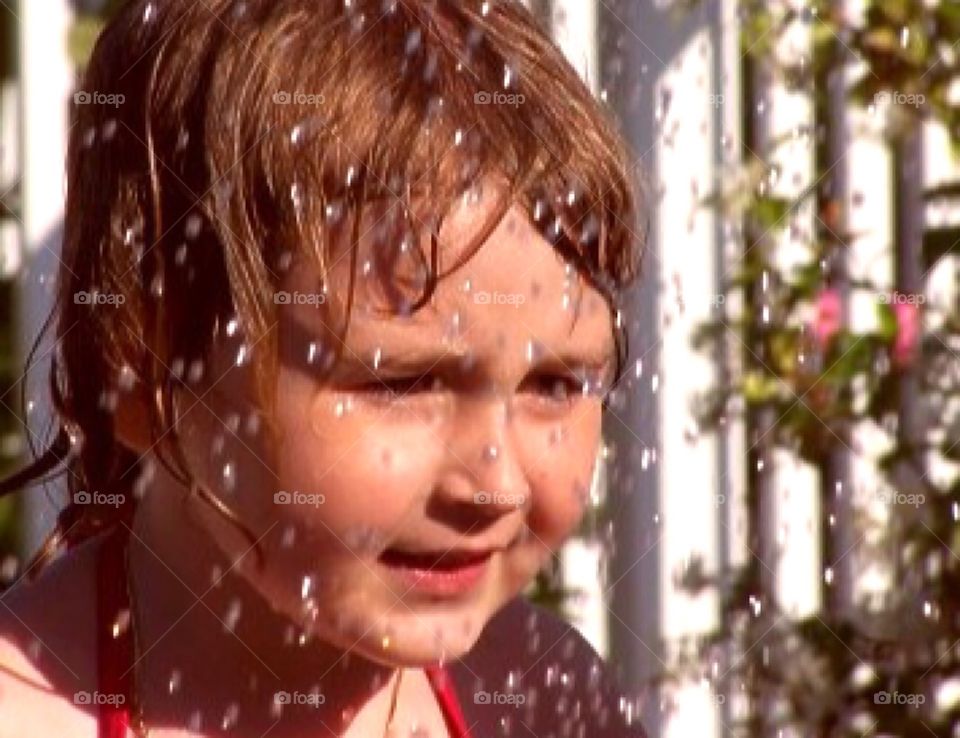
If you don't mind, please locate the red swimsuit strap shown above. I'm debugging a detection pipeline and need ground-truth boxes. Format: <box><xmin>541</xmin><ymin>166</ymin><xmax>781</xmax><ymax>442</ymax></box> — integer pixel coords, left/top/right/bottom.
<box><xmin>94</xmin><ymin>524</ymin><xmax>473</xmax><ymax>738</ymax></box>
<box><xmin>95</xmin><ymin>522</ymin><xmax>135</xmax><ymax>738</ymax></box>
<box><xmin>424</xmin><ymin>664</ymin><xmax>475</xmax><ymax>738</ymax></box>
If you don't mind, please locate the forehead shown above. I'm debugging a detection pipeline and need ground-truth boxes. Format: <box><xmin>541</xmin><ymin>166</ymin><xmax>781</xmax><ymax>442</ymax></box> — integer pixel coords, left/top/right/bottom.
<box><xmin>280</xmin><ymin>188</ymin><xmax>613</xmax><ymax>361</ymax></box>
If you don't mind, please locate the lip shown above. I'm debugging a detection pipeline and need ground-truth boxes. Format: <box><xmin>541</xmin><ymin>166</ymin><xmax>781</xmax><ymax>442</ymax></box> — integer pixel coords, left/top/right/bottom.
<box><xmin>378</xmin><ymin>548</ymin><xmax>495</xmax><ymax>597</ymax></box>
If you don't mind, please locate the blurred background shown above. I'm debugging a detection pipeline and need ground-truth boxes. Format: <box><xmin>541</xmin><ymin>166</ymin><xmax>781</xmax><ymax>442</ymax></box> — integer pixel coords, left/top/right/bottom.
<box><xmin>3</xmin><ymin>0</ymin><xmax>960</xmax><ymax>736</ymax></box>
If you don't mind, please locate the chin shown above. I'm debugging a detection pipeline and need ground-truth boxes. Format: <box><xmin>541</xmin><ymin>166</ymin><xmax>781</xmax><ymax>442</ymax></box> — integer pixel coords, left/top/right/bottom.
<box><xmin>347</xmin><ymin>600</ymin><xmax>498</xmax><ymax>668</ymax></box>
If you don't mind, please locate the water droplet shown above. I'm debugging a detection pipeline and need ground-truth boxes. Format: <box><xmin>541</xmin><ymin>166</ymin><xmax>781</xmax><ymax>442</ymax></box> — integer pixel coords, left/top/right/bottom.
<box><xmin>405</xmin><ymin>28</ymin><xmax>422</xmax><ymax>56</ymax></box>
<box><xmin>185</xmin><ymin>213</ymin><xmax>203</xmax><ymax>241</ymax></box>
<box><xmin>223</xmin><ymin>598</ymin><xmax>243</xmax><ymax>632</ymax></box>
<box><xmin>111</xmin><ymin>609</ymin><xmax>131</xmax><ymax>638</ymax></box>
<box><xmin>235</xmin><ymin>343</ymin><xmax>250</xmax><ymax>367</ymax></box>
<box><xmin>221</xmin><ymin>703</ymin><xmax>239</xmax><ymax>730</ymax></box>
<box><xmin>525</xmin><ymin>339</ymin><xmax>544</xmax><ymax>363</ymax></box>
<box><xmin>222</xmin><ymin>462</ymin><xmax>236</xmax><ymax>493</ymax></box>
<box><xmin>117</xmin><ymin>364</ymin><xmax>137</xmax><ymax>392</ymax></box>
<box><xmin>168</xmin><ymin>669</ymin><xmax>182</xmax><ymax>695</ymax></box>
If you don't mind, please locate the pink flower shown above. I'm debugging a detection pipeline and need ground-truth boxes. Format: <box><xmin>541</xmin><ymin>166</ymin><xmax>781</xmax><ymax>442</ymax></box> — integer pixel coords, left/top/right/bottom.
<box><xmin>892</xmin><ymin>301</ymin><xmax>921</xmax><ymax>367</ymax></box>
<box><xmin>812</xmin><ymin>288</ymin><xmax>843</xmax><ymax>350</ymax></box>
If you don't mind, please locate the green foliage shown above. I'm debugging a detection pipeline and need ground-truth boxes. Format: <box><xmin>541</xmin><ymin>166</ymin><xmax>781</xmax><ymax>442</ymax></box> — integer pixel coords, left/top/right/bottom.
<box><xmin>682</xmin><ymin>1</ymin><xmax>960</xmax><ymax>735</ymax></box>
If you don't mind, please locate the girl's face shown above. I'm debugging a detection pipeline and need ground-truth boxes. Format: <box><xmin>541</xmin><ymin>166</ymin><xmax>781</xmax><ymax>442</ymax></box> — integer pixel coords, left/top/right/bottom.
<box><xmin>179</xmin><ymin>188</ymin><xmax>616</xmax><ymax>667</ymax></box>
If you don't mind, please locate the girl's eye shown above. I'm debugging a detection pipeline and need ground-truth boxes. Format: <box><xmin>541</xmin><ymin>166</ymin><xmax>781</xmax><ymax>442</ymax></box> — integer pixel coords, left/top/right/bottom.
<box><xmin>360</xmin><ymin>375</ymin><xmax>442</xmax><ymax>399</ymax></box>
<box><xmin>521</xmin><ymin>374</ymin><xmax>584</xmax><ymax>404</ymax></box>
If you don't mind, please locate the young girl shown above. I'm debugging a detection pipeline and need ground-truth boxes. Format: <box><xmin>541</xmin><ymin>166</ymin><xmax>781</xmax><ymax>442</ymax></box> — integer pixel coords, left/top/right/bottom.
<box><xmin>0</xmin><ymin>0</ymin><xmax>647</xmax><ymax>735</ymax></box>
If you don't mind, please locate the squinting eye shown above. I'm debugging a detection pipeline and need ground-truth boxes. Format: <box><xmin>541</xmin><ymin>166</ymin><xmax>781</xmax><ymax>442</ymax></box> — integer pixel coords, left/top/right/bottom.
<box><xmin>522</xmin><ymin>374</ymin><xmax>584</xmax><ymax>403</ymax></box>
<box><xmin>360</xmin><ymin>375</ymin><xmax>442</xmax><ymax>399</ymax></box>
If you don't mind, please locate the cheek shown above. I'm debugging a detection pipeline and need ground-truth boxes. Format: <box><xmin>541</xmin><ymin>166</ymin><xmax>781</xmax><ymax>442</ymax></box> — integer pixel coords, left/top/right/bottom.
<box><xmin>273</xmin><ymin>390</ymin><xmax>441</xmax><ymax>539</ymax></box>
<box><xmin>523</xmin><ymin>404</ymin><xmax>603</xmax><ymax>545</ymax></box>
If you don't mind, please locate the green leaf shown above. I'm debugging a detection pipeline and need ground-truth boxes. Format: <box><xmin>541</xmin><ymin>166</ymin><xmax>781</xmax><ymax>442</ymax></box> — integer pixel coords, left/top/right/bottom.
<box><xmin>742</xmin><ymin>371</ymin><xmax>783</xmax><ymax>403</ymax></box>
<box><xmin>748</xmin><ymin>196</ymin><xmax>792</xmax><ymax>234</ymax></box>
<box><xmin>876</xmin><ymin>302</ymin><xmax>898</xmax><ymax>341</ymax></box>
<box><xmin>68</xmin><ymin>15</ymin><xmax>107</xmax><ymax>68</ymax></box>
<box><xmin>862</xmin><ymin>27</ymin><xmax>898</xmax><ymax>53</ymax></box>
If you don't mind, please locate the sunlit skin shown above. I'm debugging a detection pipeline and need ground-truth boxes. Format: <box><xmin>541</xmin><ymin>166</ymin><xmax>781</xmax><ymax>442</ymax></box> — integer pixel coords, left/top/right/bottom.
<box><xmin>0</xmin><ymin>184</ymin><xmax>619</xmax><ymax>736</ymax></box>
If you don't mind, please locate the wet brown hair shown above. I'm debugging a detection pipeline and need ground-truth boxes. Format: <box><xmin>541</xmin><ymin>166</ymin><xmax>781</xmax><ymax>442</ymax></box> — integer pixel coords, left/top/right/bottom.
<box><xmin>1</xmin><ymin>0</ymin><xmax>644</xmax><ymax>576</ymax></box>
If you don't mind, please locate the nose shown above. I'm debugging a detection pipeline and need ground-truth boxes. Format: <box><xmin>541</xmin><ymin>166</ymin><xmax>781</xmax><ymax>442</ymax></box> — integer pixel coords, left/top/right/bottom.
<box><xmin>433</xmin><ymin>394</ymin><xmax>531</xmax><ymax>518</ymax></box>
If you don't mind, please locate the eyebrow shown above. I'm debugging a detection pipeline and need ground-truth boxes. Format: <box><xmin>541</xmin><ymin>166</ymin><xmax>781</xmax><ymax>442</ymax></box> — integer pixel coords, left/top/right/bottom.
<box><xmin>278</xmin><ymin>315</ymin><xmax>617</xmax><ymax>379</ymax></box>
<box><xmin>340</xmin><ymin>343</ymin><xmax>618</xmax><ymax>379</ymax></box>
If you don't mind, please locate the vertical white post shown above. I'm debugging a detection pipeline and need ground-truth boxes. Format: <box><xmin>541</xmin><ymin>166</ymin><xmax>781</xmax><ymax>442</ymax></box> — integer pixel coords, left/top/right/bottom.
<box><xmin>754</xmin><ymin>3</ymin><xmax>821</xmax><ymax>624</ymax></box>
<box><xmin>840</xmin><ymin>0</ymin><xmax>896</xmax><ymax>613</ymax></box>
<box><xmin>606</xmin><ymin>1</ymin><xmax>729</xmax><ymax>734</ymax></box>
<box><xmin>654</xmin><ymin>23</ymin><xmax>721</xmax><ymax>738</ymax></box>
<box><xmin>550</xmin><ymin>0</ymin><xmax>599</xmax><ymax>92</ymax></box>
<box><xmin>548</xmin><ymin>0</ymin><xmax>610</xmax><ymax>658</ymax></box>
<box><xmin>18</xmin><ymin>0</ymin><xmax>74</xmax><ymax>557</ymax></box>
<box><xmin>0</xmin><ymin>81</ymin><xmax>18</xmax><ymax>277</ymax></box>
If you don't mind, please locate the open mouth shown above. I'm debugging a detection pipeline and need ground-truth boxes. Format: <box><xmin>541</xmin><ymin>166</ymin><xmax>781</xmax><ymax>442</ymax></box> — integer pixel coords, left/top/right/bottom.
<box><xmin>378</xmin><ymin>548</ymin><xmax>493</xmax><ymax>570</ymax></box>
<box><xmin>377</xmin><ymin>547</ymin><xmax>496</xmax><ymax>596</ymax></box>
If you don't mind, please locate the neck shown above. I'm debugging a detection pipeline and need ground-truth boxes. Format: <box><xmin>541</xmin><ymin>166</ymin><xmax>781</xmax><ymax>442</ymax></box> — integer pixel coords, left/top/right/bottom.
<box><xmin>126</xmin><ymin>458</ymin><xmax>411</xmax><ymax>736</ymax></box>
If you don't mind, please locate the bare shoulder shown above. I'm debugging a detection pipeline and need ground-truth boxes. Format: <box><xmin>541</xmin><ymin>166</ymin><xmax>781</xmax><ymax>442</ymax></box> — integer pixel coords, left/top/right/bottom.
<box><xmin>0</xmin><ymin>531</ymin><xmax>106</xmax><ymax>738</ymax></box>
